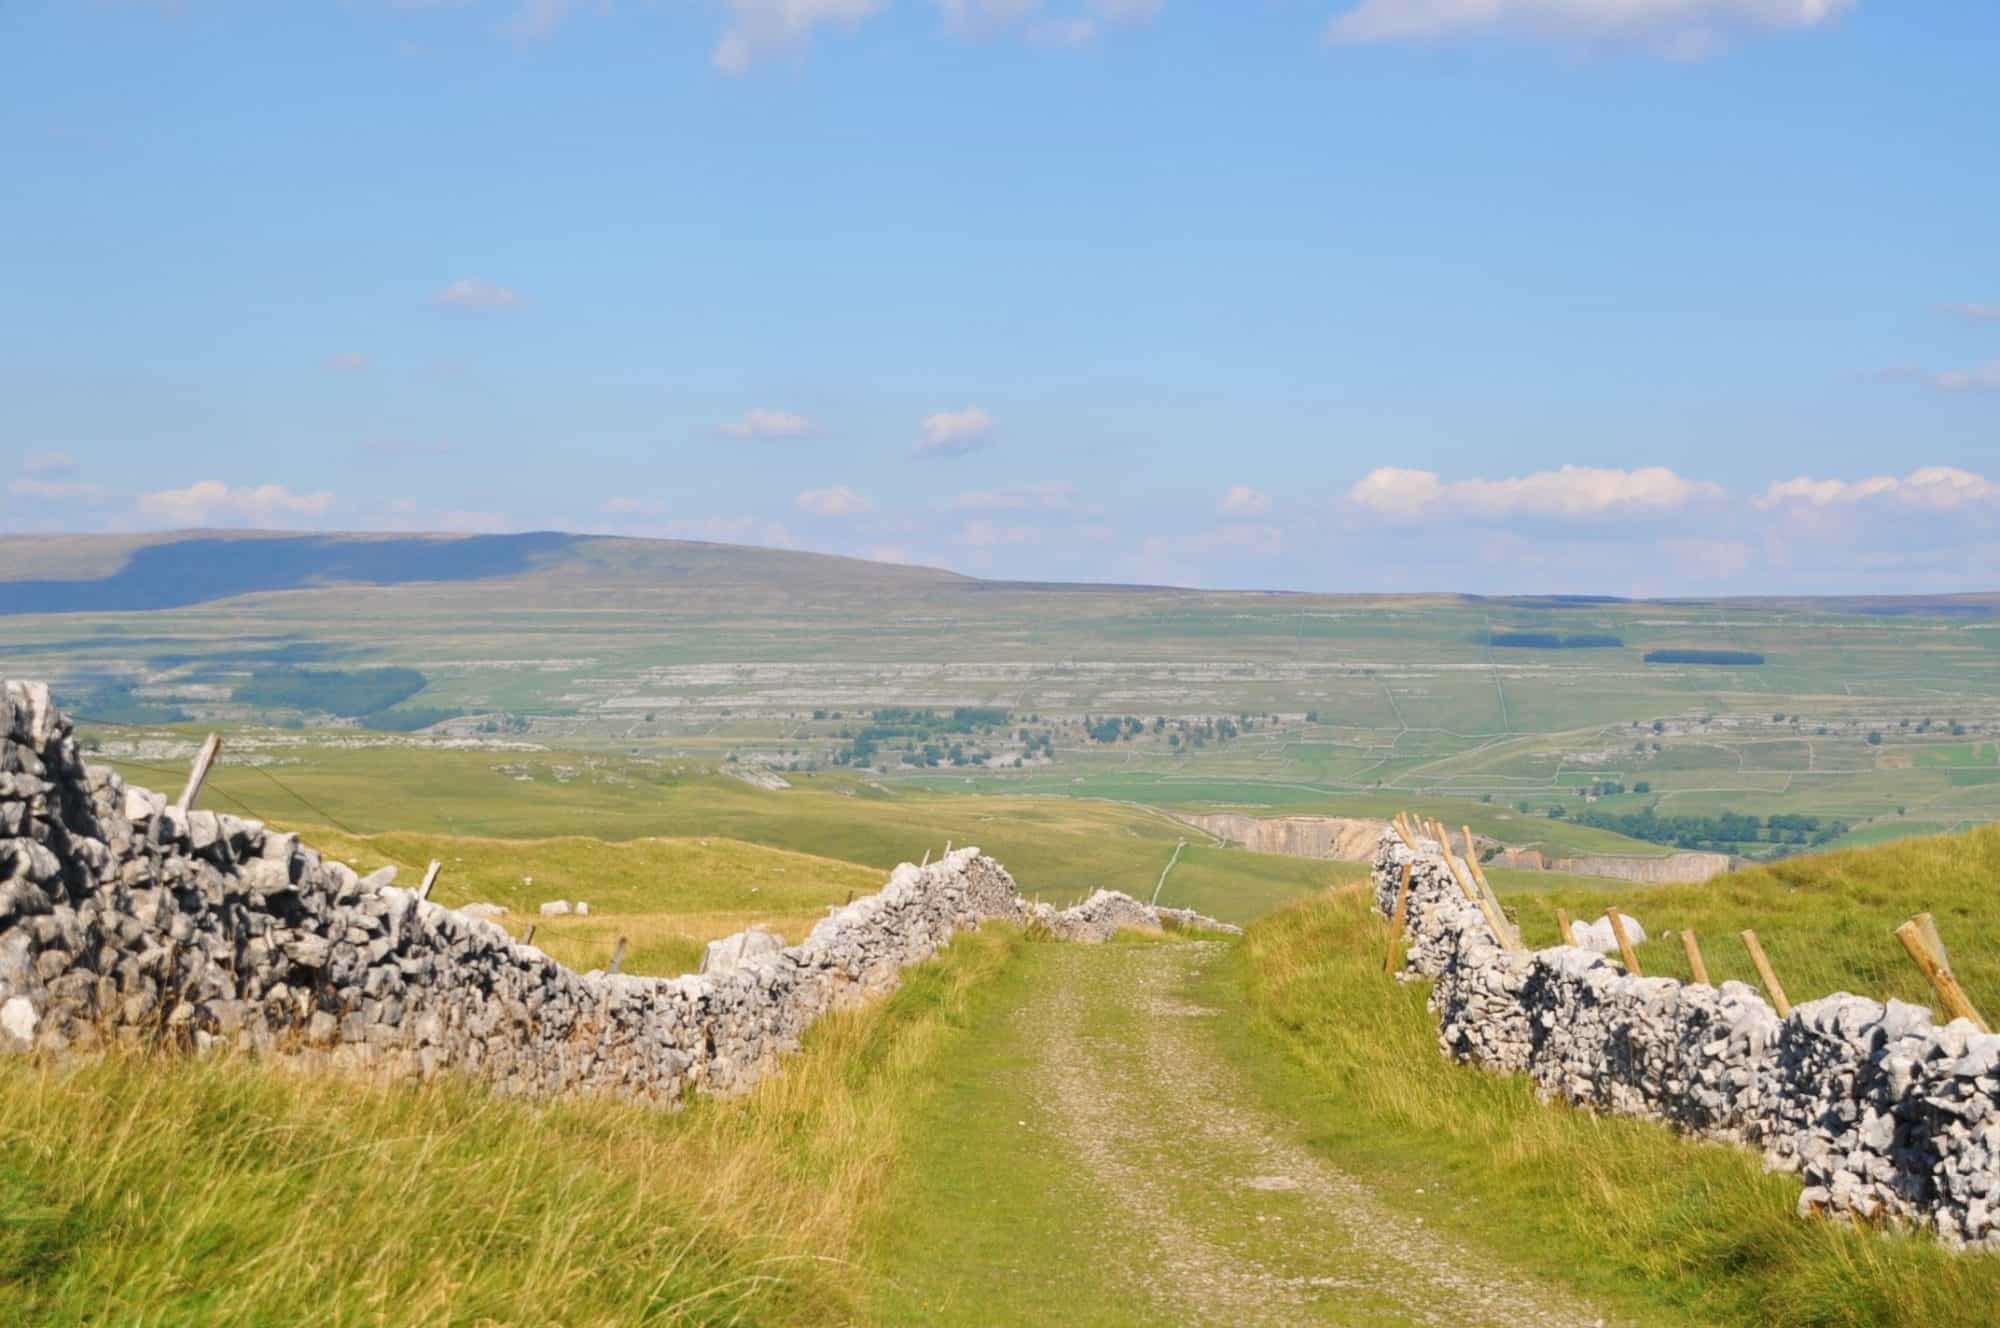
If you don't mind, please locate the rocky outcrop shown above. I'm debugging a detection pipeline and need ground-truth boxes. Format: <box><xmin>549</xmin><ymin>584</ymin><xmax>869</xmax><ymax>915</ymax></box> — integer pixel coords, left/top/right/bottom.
<box><xmin>1374</xmin><ymin>831</ymin><xmax>2000</xmax><ymax>1249</ymax></box>
<box><xmin>1185</xmin><ymin>811</ymin><xmax>1728</xmax><ymax>886</ymax></box>
<box><xmin>1489</xmin><ymin>847</ymin><xmax>1730</xmax><ymax>885</ymax></box>
<box><xmin>1174</xmin><ymin>813</ymin><xmax>1390</xmax><ymax>862</ymax></box>
<box><xmin>0</xmin><ymin>681</ymin><xmax>1034</xmax><ymax>1104</ymax></box>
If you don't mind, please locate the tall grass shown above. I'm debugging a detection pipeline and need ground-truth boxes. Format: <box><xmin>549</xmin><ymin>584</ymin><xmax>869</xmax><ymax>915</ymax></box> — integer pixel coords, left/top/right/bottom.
<box><xmin>1231</xmin><ymin>883</ymin><xmax>2000</xmax><ymax>1327</ymax></box>
<box><xmin>1497</xmin><ymin>826</ymin><xmax>2000</xmax><ymax>1020</ymax></box>
<box><xmin>0</xmin><ymin>925</ymin><xmax>1024</xmax><ymax>1326</ymax></box>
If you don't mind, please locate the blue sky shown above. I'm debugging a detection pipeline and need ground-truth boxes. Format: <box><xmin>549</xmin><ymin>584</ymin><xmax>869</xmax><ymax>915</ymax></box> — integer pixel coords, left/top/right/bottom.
<box><xmin>4</xmin><ymin>0</ymin><xmax>1996</xmax><ymax>594</ymax></box>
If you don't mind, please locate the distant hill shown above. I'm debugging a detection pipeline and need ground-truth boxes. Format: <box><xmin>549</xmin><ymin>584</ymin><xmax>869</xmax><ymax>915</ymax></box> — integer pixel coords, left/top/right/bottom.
<box><xmin>0</xmin><ymin>530</ymin><xmax>971</xmax><ymax>616</ymax></box>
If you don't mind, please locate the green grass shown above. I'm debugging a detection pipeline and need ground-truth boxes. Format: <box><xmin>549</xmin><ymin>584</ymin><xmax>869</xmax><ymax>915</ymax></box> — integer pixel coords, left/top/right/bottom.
<box><xmin>104</xmin><ymin>749</ymin><xmax>1330</xmax><ymax>927</ymax></box>
<box><xmin>1492</xmin><ymin>826</ymin><xmax>2000</xmax><ymax>1015</ymax></box>
<box><xmin>1229</xmin><ymin>880</ymin><xmax>2000</xmax><ymax>1328</ymax></box>
<box><xmin>864</xmin><ymin>942</ymin><xmax>1137</xmax><ymax>1326</ymax></box>
<box><xmin>0</xmin><ymin>922</ymin><xmax>1025</xmax><ymax>1327</ymax></box>
<box><xmin>305</xmin><ymin>830</ymin><xmax>887</xmax><ymax>977</ymax></box>
<box><xmin>10</xmin><ymin>532</ymin><xmax>1999</xmax><ymax>843</ymax></box>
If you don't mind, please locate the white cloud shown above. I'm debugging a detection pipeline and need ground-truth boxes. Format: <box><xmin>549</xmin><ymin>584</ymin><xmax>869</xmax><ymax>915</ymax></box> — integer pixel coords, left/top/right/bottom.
<box><xmin>916</xmin><ymin>406</ymin><xmax>996</xmax><ymax>458</ymax></box>
<box><xmin>718</xmin><ymin>407</ymin><xmax>819</xmax><ymax>440</ymax></box>
<box><xmin>23</xmin><ymin>451</ymin><xmax>77</xmax><ymax>476</ymax></box>
<box><xmin>8</xmin><ymin>476</ymin><xmax>110</xmax><ymax>504</ymax></box>
<box><xmin>797</xmin><ymin>485</ymin><xmax>873</xmax><ymax>517</ymax></box>
<box><xmin>1349</xmin><ymin>464</ymin><xmax>1724</xmax><ymax>520</ymax></box>
<box><xmin>326</xmin><ymin>351</ymin><xmax>370</xmax><ymax>372</ymax></box>
<box><xmin>936</xmin><ymin>0</ymin><xmax>1043</xmax><ymax>33</ymax></box>
<box><xmin>434</xmin><ymin>277</ymin><xmax>520</xmax><ymax>310</ymax></box>
<box><xmin>504</xmin><ymin>0</ymin><xmax>600</xmax><ymax>42</ymax></box>
<box><xmin>713</xmin><ymin>0</ymin><xmax>886</xmax><ymax>75</ymax></box>
<box><xmin>951</xmin><ymin>0</ymin><xmax>1159</xmax><ymax>46</ymax></box>
<box><xmin>1937</xmin><ymin>302</ymin><xmax>2000</xmax><ymax>323</ymax></box>
<box><xmin>1325</xmin><ymin>0</ymin><xmax>1852</xmax><ymax>57</ymax></box>
<box><xmin>136</xmin><ymin>480</ymin><xmax>336</xmax><ymax>526</ymax></box>
<box><xmin>950</xmin><ymin>481</ymin><xmax>1089</xmax><ymax>513</ymax></box>
<box><xmin>1219</xmin><ymin>484</ymin><xmax>1273</xmax><ymax>516</ymax></box>
<box><xmin>1924</xmin><ymin>359</ymin><xmax>2000</xmax><ymax>392</ymax></box>
<box><xmin>1757</xmin><ymin>466</ymin><xmax>1999</xmax><ymax>513</ymax></box>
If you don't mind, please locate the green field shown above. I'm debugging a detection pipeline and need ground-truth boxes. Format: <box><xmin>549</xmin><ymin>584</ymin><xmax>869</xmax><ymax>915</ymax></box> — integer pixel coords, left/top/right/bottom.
<box><xmin>4</xmin><ymin>532</ymin><xmax>1999</xmax><ymax>857</ymax></box>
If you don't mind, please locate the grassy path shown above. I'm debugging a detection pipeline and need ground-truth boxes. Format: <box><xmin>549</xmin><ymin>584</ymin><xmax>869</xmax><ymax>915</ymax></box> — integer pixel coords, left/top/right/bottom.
<box><xmin>866</xmin><ymin>940</ymin><xmax>1609</xmax><ymax>1327</ymax></box>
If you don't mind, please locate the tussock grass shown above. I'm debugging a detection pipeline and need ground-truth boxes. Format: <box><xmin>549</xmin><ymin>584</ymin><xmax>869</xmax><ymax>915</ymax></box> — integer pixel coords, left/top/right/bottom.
<box><xmin>1232</xmin><ymin>878</ymin><xmax>2000</xmax><ymax>1327</ymax></box>
<box><xmin>1498</xmin><ymin>825</ymin><xmax>2000</xmax><ymax>1020</ymax></box>
<box><xmin>0</xmin><ymin>925</ymin><xmax>1024</xmax><ymax>1326</ymax></box>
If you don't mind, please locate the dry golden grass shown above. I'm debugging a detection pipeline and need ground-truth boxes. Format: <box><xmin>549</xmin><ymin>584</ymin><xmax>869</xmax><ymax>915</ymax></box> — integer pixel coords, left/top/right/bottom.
<box><xmin>0</xmin><ymin>925</ymin><xmax>1024</xmax><ymax>1326</ymax></box>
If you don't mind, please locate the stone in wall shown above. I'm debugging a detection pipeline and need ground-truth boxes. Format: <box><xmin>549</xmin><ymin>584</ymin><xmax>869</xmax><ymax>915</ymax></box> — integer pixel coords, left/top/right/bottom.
<box><xmin>1370</xmin><ymin>828</ymin><xmax>2000</xmax><ymax>1250</ymax></box>
<box><xmin>0</xmin><ymin>680</ymin><xmax>1038</xmax><ymax>1106</ymax></box>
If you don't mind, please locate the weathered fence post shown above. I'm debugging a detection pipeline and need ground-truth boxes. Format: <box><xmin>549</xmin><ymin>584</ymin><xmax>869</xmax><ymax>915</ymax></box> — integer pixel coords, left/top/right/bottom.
<box><xmin>1682</xmin><ymin>929</ymin><xmax>1711</xmax><ymax>986</ymax></box>
<box><xmin>1607</xmin><ymin>907</ymin><xmax>1642</xmax><ymax>976</ymax></box>
<box><xmin>1896</xmin><ymin>918</ymin><xmax>1990</xmax><ymax>1033</ymax></box>
<box><xmin>416</xmin><ymin>861</ymin><xmax>442</xmax><ymax>903</ymax></box>
<box><xmin>1742</xmin><ymin>929</ymin><xmax>1791</xmax><ymax>1017</ymax></box>
<box><xmin>608</xmin><ymin>936</ymin><xmax>628</xmax><ymax>976</ymax></box>
<box><xmin>175</xmin><ymin>734</ymin><xmax>223</xmax><ymax>813</ymax></box>
<box><xmin>1555</xmin><ymin>907</ymin><xmax>1574</xmax><ymax>948</ymax></box>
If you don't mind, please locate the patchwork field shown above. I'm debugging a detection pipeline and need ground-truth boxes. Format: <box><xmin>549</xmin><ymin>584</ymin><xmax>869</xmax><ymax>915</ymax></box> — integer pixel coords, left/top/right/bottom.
<box><xmin>6</xmin><ymin>532</ymin><xmax>1999</xmax><ymax>866</ymax></box>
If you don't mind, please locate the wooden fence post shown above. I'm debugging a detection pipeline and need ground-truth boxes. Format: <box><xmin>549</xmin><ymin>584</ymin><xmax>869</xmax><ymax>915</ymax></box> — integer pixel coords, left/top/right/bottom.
<box><xmin>1462</xmin><ymin>825</ymin><xmax>1518</xmax><ymax>949</ymax></box>
<box><xmin>1742</xmin><ymin>929</ymin><xmax>1791</xmax><ymax>1017</ymax></box>
<box><xmin>175</xmin><ymin>734</ymin><xmax>223</xmax><ymax>813</ymax></box>
<box><xmin>607</xmin><ymin>936</ymin><xmax>628</xmax><ymax>976</ymax></box>
<box><xmin>1606</xmin><ymin>907</ymin><xmax>1642</xmax><ymax>976</ymax></box>
<box><xmin>522</xmin><ymin>924</ymin><xmax>537</xmax><ymax>946</ymax></box>
<box><xmin>1384</xmin><ymin>862</ymin><xmax>1413</xmax><ymax>976</ymax></box>
<box><xmin>1682</xmin><ymin>929</ymin><xmax>1711</xmax><ymax>986</ymax></box>
<box><xmin>1896</xmin><ymin>919</ymin><xmax>1990</xmax><ymax>1033</ymax></box>
<box><xmin>1556</xmin><ymin>907</ymin><xmax>1574</xmax><ymax>948</ymax></box>
<box><xmin>416</xmin><ymin>861</ymin><xmax>442</xmax><ymax>903</ymax></box>
<box><xmin>1915</xmin><ymin>912</ymin><xmax>1951</xmax><ymax>970</ymax></box>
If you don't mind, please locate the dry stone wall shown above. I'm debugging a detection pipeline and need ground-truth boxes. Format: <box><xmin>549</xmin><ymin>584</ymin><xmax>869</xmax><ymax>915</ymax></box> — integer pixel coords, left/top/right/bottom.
<box><xmin>0</xmin><ymin>681</ymin><xmax>1227</xmax><ymax>1105</ymax></box>
<box><xmin>1373</xmin><ymin>831</ymin><xmax>2000</xmax><ymax>1249</ymax></box>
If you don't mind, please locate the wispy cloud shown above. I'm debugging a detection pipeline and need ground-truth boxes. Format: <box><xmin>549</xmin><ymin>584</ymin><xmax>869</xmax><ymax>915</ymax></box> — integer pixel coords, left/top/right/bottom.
<box><xmin>1757</xmin><ymin>466</ymin><xmax>1998</xmax><ymax>513</ymax></box>
<box><xmin>797</xmin><ymin>485</ymin><xmax>873</xmax><ymax>517</ymax></box>
<box><xmin>325</xmin><ymin>351</ymin><xmax>370</xmax><ymax>372</ymax></box>
<box><xmin>1325</xmin><ymin>0</ymin><xmax>1853</xmax><ymax>59</ymax></box>
<box><xmin>1349</xmin><ymin>464</ymin><xmax>1724</xmax><ymax>520</ymax></box>
<box><xmin>136</xmin><ymin>480</ymin><xmax>336</xmax><ymax>526</ymax></box>
<box><xmin>1937</xmin><ymin>302</ymin><xmax>2000</xmax><ymax>323</ymax></box>
<box><xmin>713</xmin><ymin>0</ymin><xmax>887</xmax><ymax>74</ymax></box>
<box><xmin>23</xmin><ymin>451</ymin><xmax>77</xmax><ymax>477</ymax></box>
<box><xmin>1219</xmin><ymin>484</ymin><xmax>1272</xmax><ymax>516</ymax></box>
<box><xmin>916</xmin><ymin>406</ymin><xmax>996</xmax><ymax>459</ymax></box>
<box><xmin>942</xmin><ymin>0</ymin><xmax>1160</xmax><ymax>47</ymax></box>
<box><xmin>718</xmin><ymin>407</ymin><xmax>820</xmax><ymax>440</ymax></box>
<box><xmin>8</xmin><ymin>476</ymin><xmax>111</xmax><ymax>504</ymax></box>
<box><xmin>1920</xmin><ymin>359</ymin><xmax>2000</xmax><ymax>392</ymax></box>
<box><xmin>434</xmin><ymin>277</ymin><xmax>520</xmax><ymax>310</ymax></box>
